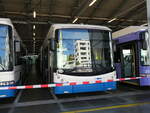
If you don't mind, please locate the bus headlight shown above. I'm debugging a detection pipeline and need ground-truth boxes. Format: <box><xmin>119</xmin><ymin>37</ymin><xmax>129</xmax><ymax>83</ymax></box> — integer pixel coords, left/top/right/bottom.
<box><xmin>140</xmin><ymin>74</ymin><xmax>150</xmax><ymax>77</ymax></box>
<box><xmin>57</xmin><ymin>69</ymin><xmax>64</xmax><ymax>73</ymax></box>
<box><xmin>61</xmin><ymin>79</ymin><xmax>64</xmax><ymax>82</ymax></box>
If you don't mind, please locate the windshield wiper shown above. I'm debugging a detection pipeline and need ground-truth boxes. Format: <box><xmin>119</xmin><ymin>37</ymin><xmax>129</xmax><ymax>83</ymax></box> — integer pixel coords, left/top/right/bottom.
<box><xmin>92</xmin><ymin>63</ymin><xmax>105</xmax><ymax>69</ymax></box>
<box><xmin>63</xmin><ymin>68</ymin><xmax>77</xmax><ymax>73</ymax></box>
<box><xmin>92</xmin><ymin>63</ymin><xmax>113</xmax><ymax>73</ymax></box>
<box><xmin>61</xmin><ymin>66</ymin><xmax>92</xmax><ymax>73</ymax></box>
<box><xmin>0</xmin><ymin>64</ymin><xmax>6</xmax><ymax>71</ymax></box>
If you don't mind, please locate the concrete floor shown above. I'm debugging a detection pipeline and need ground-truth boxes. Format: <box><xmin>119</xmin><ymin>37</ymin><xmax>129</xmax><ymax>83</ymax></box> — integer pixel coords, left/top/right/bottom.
<box><xmin>0</xmin><ymin>65</ymin><xmax>150</xmax><ymax>113</ymax></box>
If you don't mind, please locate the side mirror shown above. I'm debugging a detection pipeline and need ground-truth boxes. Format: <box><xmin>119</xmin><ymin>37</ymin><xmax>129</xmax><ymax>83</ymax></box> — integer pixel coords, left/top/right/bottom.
<box><xmin>49</xmin><ymin>38</ymin><xmax>56</xmax><ymax>51</ymax></box>
<box><xmin>140</xmin><ymin>32</ymin><xmax>147</xmax><ymax>50</ymax></box>
<box><xmin>112</xmin><ymin>40</ymin><xmax>117</xmax><ymax>52</ymax></box>
<box><xmin>15</xmin><ymin>41</ymin><xmax>20</xmax><ymax>52</ymax></box>
<box><xmin>142</xmin><ymin>40</ymin><xmax>147</xmax><ymax>50</ymax></box>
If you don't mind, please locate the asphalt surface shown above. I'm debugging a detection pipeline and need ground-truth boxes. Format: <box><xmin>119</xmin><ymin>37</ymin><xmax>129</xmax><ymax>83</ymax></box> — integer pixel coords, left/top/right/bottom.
<box><xmin>0</xmin><ymin>65</ymin><xmax>150</xmax><ymax>113</ymax></box>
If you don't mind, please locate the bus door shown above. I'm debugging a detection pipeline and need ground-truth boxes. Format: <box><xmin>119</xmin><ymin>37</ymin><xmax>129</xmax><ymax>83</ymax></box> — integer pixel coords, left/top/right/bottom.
<box><xmin>120</xmin><ymin>43</ymin><xmax>137</xmax><ymax>78</ymax></box>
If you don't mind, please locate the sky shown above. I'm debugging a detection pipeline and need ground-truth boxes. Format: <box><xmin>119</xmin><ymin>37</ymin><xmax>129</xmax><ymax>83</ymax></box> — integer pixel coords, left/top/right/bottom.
<box><xmin>59</xmin><ymin>29</ymin><xmax>90</xmax><ymax>55</ymax></box>
<box><xmin>0</xmin><ymin>25</ymin><xmax>8</xmax><ymax>36</ymax></box>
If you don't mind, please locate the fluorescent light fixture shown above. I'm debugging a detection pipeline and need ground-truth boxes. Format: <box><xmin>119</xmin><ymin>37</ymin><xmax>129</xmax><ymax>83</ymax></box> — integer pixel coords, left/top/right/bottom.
<box><xmin>89</xmin><ymin>0</ymin><xmax>97</xmax><ymax>7</ymax></box>
<box><xmin>33</xmin><ymin>33</ymin><xmax>35</xmax><ymax>36</ymax></box>
<box><xmin>33</xmin><ymin>25</ymin><xmax>35</xmax><ymax>29</ymax></box>
<box><xmin>141</xmin><ymin>23</ymin><xmax>148</xmax><ymax>26</ymax></box>
<box><xmin>108</xmin><ymin>18</ymin><xmax>117</xmax><ymax>23</ymax></box>
<box><xmin>33</xmin><ymin>11</ymin><xmax>36</xmax><ymax>18</ymax></box>
<box><xmin>33</xmin><ymin>37</ymin><xmax>35</xmax><ymax>40</ymax></box>
<box><xmin>72</xmin><ymin>18</ymin><xmax>78</xmax><ymax>23</ymax></box>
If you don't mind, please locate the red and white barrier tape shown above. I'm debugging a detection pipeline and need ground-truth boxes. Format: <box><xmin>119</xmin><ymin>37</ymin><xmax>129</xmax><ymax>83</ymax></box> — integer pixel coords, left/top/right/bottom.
<box><xmin>0</xmin><ymin>77</ymin><xmax>145</xmax><ymax>90</ymax></box>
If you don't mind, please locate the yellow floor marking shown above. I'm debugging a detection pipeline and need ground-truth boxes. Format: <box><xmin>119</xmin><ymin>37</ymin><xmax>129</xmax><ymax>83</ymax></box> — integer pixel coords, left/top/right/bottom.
<box><xmin>122</xmin><ymin>81</ymin><xmax>139</xmax><ymax>86</ymax></box>
<box><xmin>62</xmin><ymin>102</ymin><xmax>150</xmax><ymax>113</ymax></box>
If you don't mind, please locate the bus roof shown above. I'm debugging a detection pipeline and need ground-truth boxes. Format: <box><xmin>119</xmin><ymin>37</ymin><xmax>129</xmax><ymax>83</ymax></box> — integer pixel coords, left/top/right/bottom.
<box><xmin>0</xmin><ymin>18</ymin><xmax>13</xmax><ymax>27</ymax></box>
<box><xmin>0</xmin><ymin>18</ymin><xmax>23</xmax><ymax>45</ymax></box>
<box><xmin>51</xmin><ymin>24</ymin><xmax>112</xmax><ymax>31</ymax></box>
<box><xmin>112</xmin><ymin>26</ymin><xmax>147</xmax><ymax>39</ymax></box>
<box><xmin>41</xmin><ymin>24</ymin><xmax>112</xmax><ymax>50</ymax></box>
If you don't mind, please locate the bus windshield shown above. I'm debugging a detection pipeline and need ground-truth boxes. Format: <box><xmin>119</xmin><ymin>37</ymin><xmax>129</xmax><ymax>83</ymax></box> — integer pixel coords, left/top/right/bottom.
<box><xmin>56</xmin><ymin>29</ymin><xmax>114</xmax><ymax>75</ymax></box>
<box><xmin>141</xmin><ymin>32</ymin><xmax>150</xmax><ymax>66</ymax></box>
<box><xmin>0</xmin><ymin>25</ymin><xmax>12</xmax><ymax>71</ymax></box>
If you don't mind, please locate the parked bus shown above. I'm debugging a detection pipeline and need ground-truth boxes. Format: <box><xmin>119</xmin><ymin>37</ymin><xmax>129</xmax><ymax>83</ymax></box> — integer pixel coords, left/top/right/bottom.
<box><xmin>40</xmin><ymin>24</ymin><xmax>116</xmax><ymax>94</ymax></box>
<box><xmin>113</xmin><ymin>26</ymin><xmax>150</xmax><ymax>86</ymax></box>
<box><xmin>0</xmin><ymin>18</ymin><xmax>27</xmax><ymax>98</ymax></box>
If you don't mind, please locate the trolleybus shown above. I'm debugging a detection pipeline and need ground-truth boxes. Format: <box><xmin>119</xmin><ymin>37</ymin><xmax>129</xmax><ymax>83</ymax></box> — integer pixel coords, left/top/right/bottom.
<box><xmin>113</xmin><ymin>26</ymin><xmax>150</xmax><ymax>86</ymax></box>
<box><xmin>40</xmin><ymin>24</ymin><xmax>116</xmax><ymax>94</ymax></box>
<box><xmin>0</xmin><ymin>18</ymin><xmax>27</xmax><ymax>98</ymax></box>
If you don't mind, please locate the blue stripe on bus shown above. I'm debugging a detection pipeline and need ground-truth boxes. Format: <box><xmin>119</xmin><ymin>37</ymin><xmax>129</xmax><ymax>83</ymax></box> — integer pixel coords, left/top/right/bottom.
<box><xmin>0</xmin><ymin>84</ymin><xmax>17</xmax><ymax>98</ymax></box>
<box><xmin>54</xmin><ymin>82</ymin><xmax>116</xmax><ymax>94</ymax></box>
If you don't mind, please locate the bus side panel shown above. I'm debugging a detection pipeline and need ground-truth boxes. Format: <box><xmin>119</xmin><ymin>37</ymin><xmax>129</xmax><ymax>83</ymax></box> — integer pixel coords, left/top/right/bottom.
<box><xmin>54</xmin><ymin>86</ymin><xmax>73</xmax><ymax>94</ymax></box>
<box><xmin>0</xmin><ymin>71</ymin><xmax>17</xmax><ymax>98</ymax></box>
<box><xmin>140</xmin><ymin>77</ymin><xmax>150</xmax><ymax>86</ymax></box>
<box><xmin>54</xmin><ymin>82</ymin><xmax>117</xmax><ymax>94</ymax></box>
<box><xmin>0</xmin><ymin>84</ymin><xmax>16</xmax><ymax>98</ymax></box>
<box><xmin>103</xmin><ymin>82</ymin><xmax>117</xmax><ymax>90</ymax></box>
<box><xmin>139</xmin><ymin>66</ymin><xmax>150</xmax><ymax>86</ymax></box>
<box><xmin>72</xmin><ymin>83</ymin><xmax>105</xmax><ymax>93</ymax></box>
<box><xmin>115</xmin><ymin>63</ymin><xmax>122</xmax><ymax>78</ymax></box>
<box><xmin>53</xmin><ymin>71</ymin><xmax>117</xmax><ymax>94</ymax></box>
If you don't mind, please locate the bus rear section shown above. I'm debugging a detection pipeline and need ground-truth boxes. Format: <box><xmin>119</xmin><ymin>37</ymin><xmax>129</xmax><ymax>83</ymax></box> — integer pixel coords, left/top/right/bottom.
<box><xmin>113</xmin><ymin>26</ymin><xmax>150</xmax><ymax>86</ymax></box>
<box><xmin>41</xmin><ymin>24</ymin><xmax>117</xmax><ymax>94</ymax></box>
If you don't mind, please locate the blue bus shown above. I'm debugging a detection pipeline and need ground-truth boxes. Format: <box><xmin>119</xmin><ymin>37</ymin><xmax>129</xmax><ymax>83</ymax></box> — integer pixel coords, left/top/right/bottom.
<box><xmin>0</xmin><ymin>18</ymin><xmax>27</xmax><ymax>98</ymax></box>
<box><xmin>40</xmin><ymin>24</ymin><xmax>116</xmax><ymax>94</ymax></box>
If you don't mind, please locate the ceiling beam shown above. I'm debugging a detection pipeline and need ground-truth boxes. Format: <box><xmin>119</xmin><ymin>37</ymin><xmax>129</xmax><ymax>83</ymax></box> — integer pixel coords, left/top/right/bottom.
<box><xmin>84</xmin><ymin>0</ymin><xmax>104</xmax><ymax>23</ymax></box>
<box><xmin>48</xmin><ymin>0</ymin><xmax>55</xmax><ymax>15</ymax></box>
<box><xmin>24</xmin><ymin>0</ymin><xmax>32</xmax><ymax>15</ymax></box>
<box><xmin>109</xmin><ymin>1</ymin><xmax>128</xmax><ymax>18</ymax></box>
<box><xmin>113</xmin><ymin>1</ymin><xmax>146</xmax><ymax>29</ymax></box>
<box><xmin>110</xmin><ymin>0</ymin><xmax>146</xmax><ymax>20</ymax></box>
<box><xmin>0</xmin><ymin>0</ymin><xmax>5</xmax><ymax>16</ymax></box>
<box><xmin>13</xmin><ymin>20</ymin><xmax>50</xmax><ymax>25</ymax></box>
<box><xmin>6</xmin><ymin>13</ymin><xmax>146</xmax><ymax>25</ymax></box>
<box><xmin>71</xmin><ymin>0</ymin><xmax>87</xmax><ymax>17</ymax></box>
<box><xmin>34</xmin><ymin>0</ymin><xmax>42</xmax><ymax>10</ymax></box>
<box><xmin>71</xmin><ymin>0</ymin><xmax>79</xmax><ymax>17</ymax></box>
<box><xmin>100</xmin><ymin>0</ymin><xmax>128</xmax><ymax>25</ymax></box>
<box><xmin>23</xmin><ymin>0</ymin><xmax>33</xmax><ymax>53</ymax></box>
<box><xmin>118</xmin><ymin>6</ymin><xmax>146</xmax><ymax>26</ymax></box>
<box><xmin>0</xmin><ymin>9</ymin><xmax>146</xmax><ymax>23</ymax></box>
<box><xmin>103</xmin><ymin>0</ymin><xmax>146</xmax><ymax>31</ymax></box>
<box><xmin>70</xmin><ymin>0</ymin><xmax>93</xmax><ymax>23</ymax></box>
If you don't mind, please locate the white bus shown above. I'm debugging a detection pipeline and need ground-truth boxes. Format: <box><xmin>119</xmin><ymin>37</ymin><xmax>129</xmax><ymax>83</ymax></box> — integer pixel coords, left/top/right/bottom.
<box><xmin>0</xmin><ymin>18</ymin><xmax>27</xmax><ymax>98</ymax></box>
<box><xmin>40</xmin><ymin>24</ymin><xmax>116</xmax><ymax>94</ymax></box>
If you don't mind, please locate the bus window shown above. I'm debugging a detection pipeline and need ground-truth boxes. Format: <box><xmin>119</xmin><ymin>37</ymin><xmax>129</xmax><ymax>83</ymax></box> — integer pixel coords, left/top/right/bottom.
<box><xmin>0</xmin><ymin>25</ymin><xmax>13</xmax><ymax>71</ymax></box>
<box><xmin>141</xmin><ymin>32</ymin><xmax>150</xmax><ymax>65</ymax></box>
